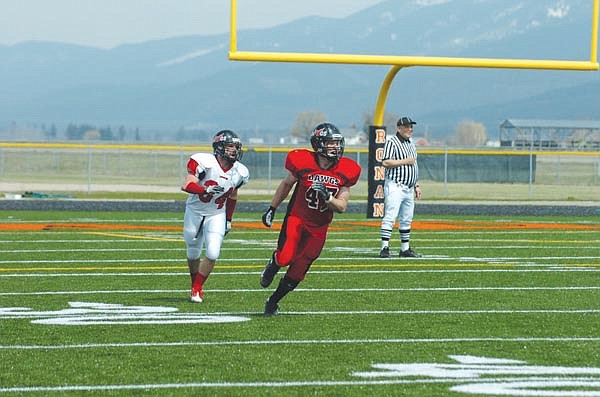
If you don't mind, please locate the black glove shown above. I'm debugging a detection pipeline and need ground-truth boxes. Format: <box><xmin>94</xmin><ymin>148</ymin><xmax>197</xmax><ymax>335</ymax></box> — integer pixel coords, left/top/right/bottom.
<box><xmin>312</xmin><ymin>181</ymin><xmax>331</xmax><ymax>202</ymax></box>
<box><xmin>262</xmin><ymin>206</ymin><xmax>276</xmax><ymax>227</ymax></box>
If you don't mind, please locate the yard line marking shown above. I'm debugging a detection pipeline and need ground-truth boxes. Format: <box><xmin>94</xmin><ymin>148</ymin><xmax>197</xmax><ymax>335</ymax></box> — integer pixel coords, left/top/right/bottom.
<box><xmin>1</xmin><ymin>286</ymin><xmax>599</xmax><ymax>297</ymax></box>
<box><xmin>1</xmin><ymin>268</ymin><xmax>599</xmax><ymax>277</ymax></box>
<box><xmin>252</xmin><ymin>309</ymin><xmax>600</xmax><ymax>315</ymax></box>
<box><xmin>85</xmin><ymin>231</ymin><xmax>181</xmax><ymax>241</ymax></box>
<box><xmin>208</xmin><ymin>309</ymin><xmax>600</xmax><ymax>316</ymax></box>
<box><xmin>0</xmin><ymin>239</ymin><xmax>172</xmax><ymax>243</ymax></box>
<box><xmin>3</xmin><ymin>377</ymin><xmax>600</xmax><ymax>393</ymax></box>
<box><xmin>2</xmin><ymin>248</ymin><xmax>181</xmax><ymax>253</ymax></box>
<box><xmin>2</xmin><ymin>337</ymin><xmax>600</xmax><ymax>350</ymax></box>
<box><xmin>1</xmin><ymin>256</ymin><xmax>598</xmax><ymax>265</ymax></box>
<box><xmin>3</xmin><ymin>237</ymin><xmax>600</xmax><ymax>243</ymax></box>
<box><xmin>5</xmin><ymin>309</ymin><xmax>597</xmax><ymax>320</ymax></box>
<box><xmin>4</xmin><ymin>246</ymin><xmax>600</xmax><ymax>254</ymax></box>
<box><xmin>1</xmin><ymin>264</ymin><xmax>599</xmax><ymax>273</ymax></box>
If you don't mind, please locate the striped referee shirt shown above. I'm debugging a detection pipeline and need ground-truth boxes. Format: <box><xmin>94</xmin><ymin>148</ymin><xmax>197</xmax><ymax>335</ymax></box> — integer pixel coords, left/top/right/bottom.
<box><xmin>382</xmin><ymin>134</ymin><xmax>419</xmax><ymax>187</ymax></box>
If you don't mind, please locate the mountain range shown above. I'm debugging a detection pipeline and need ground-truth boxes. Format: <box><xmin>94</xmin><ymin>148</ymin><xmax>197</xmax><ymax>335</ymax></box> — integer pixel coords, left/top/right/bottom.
<box><xmin>1</xmin><ymin>0</ymin><xmax>599</xmax><ymax>142</ymax></box>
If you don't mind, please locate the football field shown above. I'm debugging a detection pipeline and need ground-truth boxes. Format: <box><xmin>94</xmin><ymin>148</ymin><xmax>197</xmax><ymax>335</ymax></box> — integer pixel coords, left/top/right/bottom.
<box><xmin>1</xmin><ymin>210</ymin><xmax>600</xmax><ymax>396</ymax></box>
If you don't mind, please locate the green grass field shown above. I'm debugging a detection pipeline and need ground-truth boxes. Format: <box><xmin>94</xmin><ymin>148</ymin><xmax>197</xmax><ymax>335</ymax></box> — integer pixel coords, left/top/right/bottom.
<box><xmin>1</xmin><ymin>210</ymin><xmax>599</xmax><ymax>396</ymax></box>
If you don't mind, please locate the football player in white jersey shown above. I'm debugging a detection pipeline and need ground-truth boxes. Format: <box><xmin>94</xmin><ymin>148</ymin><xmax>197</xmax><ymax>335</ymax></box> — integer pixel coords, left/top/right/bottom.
<box><xmin>181</xmin><ymin>130</ymin><xmax>249</xmax><ymax>303</ymax></box>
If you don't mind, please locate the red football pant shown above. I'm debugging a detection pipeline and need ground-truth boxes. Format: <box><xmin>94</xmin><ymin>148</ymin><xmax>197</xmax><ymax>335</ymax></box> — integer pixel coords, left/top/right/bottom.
<box><xmin>275</xmin><ymin>214</ymin><xmax>328</xmax><ymax>282</ymax></box>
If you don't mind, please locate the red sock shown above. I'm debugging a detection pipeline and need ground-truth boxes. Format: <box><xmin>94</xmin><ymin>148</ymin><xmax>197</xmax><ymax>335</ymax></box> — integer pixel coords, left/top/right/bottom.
<box><xmin>193</xmin><ymin>273</ymin><xmax>209</xmax><ymax>291</ymax></box>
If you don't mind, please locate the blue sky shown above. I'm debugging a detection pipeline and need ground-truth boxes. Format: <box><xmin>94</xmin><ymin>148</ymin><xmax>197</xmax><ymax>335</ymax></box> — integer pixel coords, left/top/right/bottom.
<box><xmin>1</xmin><ymin>0</ymin><xmax>384</xmax><ymax>48</ymax></box>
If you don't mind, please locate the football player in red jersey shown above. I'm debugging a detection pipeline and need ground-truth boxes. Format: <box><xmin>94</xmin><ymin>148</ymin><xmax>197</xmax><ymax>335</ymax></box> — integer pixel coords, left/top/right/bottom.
<box><xmin>260</xmin><ymin>122</ymin><xmax>361</xmax><ymax>315</ymax></box>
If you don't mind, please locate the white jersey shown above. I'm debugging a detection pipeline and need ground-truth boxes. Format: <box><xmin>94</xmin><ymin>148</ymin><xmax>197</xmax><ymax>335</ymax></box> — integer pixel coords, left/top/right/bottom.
<box><xmin>185</xmin><ymin>152</ymin><xmax>249</xmax><ymax>216</ymax></box>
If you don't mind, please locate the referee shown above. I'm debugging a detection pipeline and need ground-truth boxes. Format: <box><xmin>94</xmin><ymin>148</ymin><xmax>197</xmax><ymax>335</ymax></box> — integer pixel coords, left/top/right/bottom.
<box><xmin>379</xmin><ymin>116</ymin><xmax>423</xmax><ymax>258</ymax></box>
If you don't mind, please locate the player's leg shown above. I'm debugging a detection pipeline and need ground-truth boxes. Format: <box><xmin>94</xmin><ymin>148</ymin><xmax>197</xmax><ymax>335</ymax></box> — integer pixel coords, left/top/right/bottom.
<box><xmin>183</xmin><ymin>209</ymin><xmax>206</xmax><ymax>302</ymax></box>
<box><xmin>264</xmin><ymin>224</ymin><xmax>326</xmax><ymax>315</ymax></box>
<box><xmin>264</xmin><ymin>276</ymin><xmax>299</xmax><ymax>315</ymax></box>
<box><xmin>260</xmin><ymin>251</ymin><xmax>280</xmax><ymax>288</ymax></box>
<box><xmin>261</xmin><ymin>214</ymin><xmax>301</xmax><ymax>288</ymax></box>
<box><xmin>193</xmin><ymin>213</ymin><xmax>226</xmax><ymax>301</ymax></box>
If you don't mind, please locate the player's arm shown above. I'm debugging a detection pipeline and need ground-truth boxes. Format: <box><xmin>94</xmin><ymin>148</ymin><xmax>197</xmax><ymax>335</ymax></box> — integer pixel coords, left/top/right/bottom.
<box><xmin>181</xmin><ymin>172</ymin><xmax>207</xmax><ymax>194</ymax></box>
<box><xmin>181</xmin><ymin>172</ymin><xmax>200</xmax><ymax>192</ymax></box>
<box><xmin>325</xmin><ymin>185</ymin><xmax>350</xmax><ymax>214</ymax></box>
<box><xmin>270</xmin><ymin>171</ymin><xmax>297</xmax><ymax>209</ymax></box>
<box><xmin>262</xmin><ymin>171</ymin><xmax>297</xmax><ymax>227</ymax></box>
<box><xmin>181</xmin><ymin>158</ymin><xmax>208</xmax><ymax>194</ymax></box>
<box><xmin>225</xmin><ymin>188</ymin><xmax>238</xmax><ymax>235</ymax></box>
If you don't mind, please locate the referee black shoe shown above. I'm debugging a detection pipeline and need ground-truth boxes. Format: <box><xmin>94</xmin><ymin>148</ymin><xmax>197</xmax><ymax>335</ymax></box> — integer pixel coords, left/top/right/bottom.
<box><xmin>400</xmin><ymin>248</ymin><xmax>422</xmax><ymax>258</ymax></box>
<box><xmin>379</xmin><ymin>247</ymin><xmax>390</xmax><ymax>258</ymax></box>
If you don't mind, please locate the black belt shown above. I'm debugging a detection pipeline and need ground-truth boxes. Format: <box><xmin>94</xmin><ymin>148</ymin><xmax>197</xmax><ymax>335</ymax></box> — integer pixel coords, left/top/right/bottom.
<box><xmin>387</xmin><ymin>179</ymin><xmax>414</xmax><ymax>187</ymax></box>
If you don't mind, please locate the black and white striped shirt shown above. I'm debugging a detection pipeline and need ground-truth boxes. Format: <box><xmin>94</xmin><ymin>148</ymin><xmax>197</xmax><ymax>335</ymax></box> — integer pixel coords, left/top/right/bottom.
<box><xmin>382</xmin><ymin>134</ymin><xmax>419</xmax><ymax>187</ymax></box>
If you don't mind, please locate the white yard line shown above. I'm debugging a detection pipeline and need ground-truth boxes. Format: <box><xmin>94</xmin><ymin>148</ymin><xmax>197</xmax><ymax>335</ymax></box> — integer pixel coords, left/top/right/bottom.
<box><xmin>2</xmin><ymin>377</ymin><xmax>595</xmax><ymax>394</ymax></box>
<box><xmin>0</xmin><ymin>256</ymin><xmax>599</xmax><ymax>264</ymax></box>
<box><xmin>1</xmin><ymin>268</ymin><xmax>599</xmax><ymax>278</ymax></box>
<box><xmin>2</xmin><ymin>337</ymin><xmax>600</xmax><ymax>350</ymax></box>
<box><xmin>1</xmin><ymin>286</ymin><xmax>599</xmax><ymax>297</ymax></box>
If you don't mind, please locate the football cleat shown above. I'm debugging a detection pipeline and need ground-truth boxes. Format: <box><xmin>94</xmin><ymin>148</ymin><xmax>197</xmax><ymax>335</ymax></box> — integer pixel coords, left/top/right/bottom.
<box><xmin>263</xmin><ymin>298</ymin><xmax>279</xmax><ymax>316</ymax></box>
<box><xmin>400</xmin><ymin>248</ymin><xmax>422</xmax><ymax>258</ymax></box>
<box><xmin>190</xmin><ymin>289</ymin><xmax>204</xmax><ymax>303</ymax></box>
<box><xmin>260</xmin><ymin>253</ymin><xmax>280</xmax><ymax>288</ymax></box>
<box><xmin>379</xmin><ymin>247</ymin><xmax>390</xmax><ymax>258</ymax></box>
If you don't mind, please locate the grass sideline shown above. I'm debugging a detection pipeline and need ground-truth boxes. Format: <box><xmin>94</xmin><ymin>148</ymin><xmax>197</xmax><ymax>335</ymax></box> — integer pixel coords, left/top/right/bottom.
<box><xmin>1</xmin><ymin>210</ymin><xmax>599</xmax><ymax>396</ymax></box>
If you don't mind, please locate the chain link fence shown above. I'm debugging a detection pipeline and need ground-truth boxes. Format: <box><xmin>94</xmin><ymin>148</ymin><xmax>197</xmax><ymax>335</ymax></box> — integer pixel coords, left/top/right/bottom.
<box><xmin>0</xmin><ymin>143</ymin><xmax>599</xmax><ymax>201</ymax></box>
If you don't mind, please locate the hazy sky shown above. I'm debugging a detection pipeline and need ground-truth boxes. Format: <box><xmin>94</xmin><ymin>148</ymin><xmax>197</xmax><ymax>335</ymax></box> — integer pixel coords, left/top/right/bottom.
<box><xmin>1</xmin><ymin>0</ymin><xmax>385</xmax><ymax>48</ymax></box>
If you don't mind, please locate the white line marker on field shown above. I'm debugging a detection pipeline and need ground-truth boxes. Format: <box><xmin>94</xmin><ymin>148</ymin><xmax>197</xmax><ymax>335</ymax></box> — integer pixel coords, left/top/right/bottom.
<box><xmin>2</xmin><ymin>337</ymin><xmax>600</xmax><ymax>350</ymax></box>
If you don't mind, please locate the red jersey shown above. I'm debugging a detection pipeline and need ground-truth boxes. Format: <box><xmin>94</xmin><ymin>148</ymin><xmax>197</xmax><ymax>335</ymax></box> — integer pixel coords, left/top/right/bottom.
<box><xmin>284</xmin><ymin>149</ymin><xmax>361</xmax><ymax>227</ymax></box>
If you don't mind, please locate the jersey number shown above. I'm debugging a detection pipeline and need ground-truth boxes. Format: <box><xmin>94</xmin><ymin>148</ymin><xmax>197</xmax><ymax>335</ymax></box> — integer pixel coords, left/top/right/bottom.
<box><xmin>306</xmin><ymin>185</ymin><xmax>338</xmax><ymax>212</ymax></box>
<box><xmin>199</xmin><ymin>180</ymin><xmax>231</xmax><ymax>209</ymax></box>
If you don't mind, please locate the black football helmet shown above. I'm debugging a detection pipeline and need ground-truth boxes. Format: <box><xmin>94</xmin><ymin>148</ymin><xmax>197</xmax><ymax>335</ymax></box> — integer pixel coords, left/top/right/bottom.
<box><xmin>213</xmin><ymin>130</ymin><xmax>243</xmax><ymax>163</ymax></box>
<box><xmin>310</xmin><ymin>122</ymin><xmax>345</xmax><ymax>162</ymax></box>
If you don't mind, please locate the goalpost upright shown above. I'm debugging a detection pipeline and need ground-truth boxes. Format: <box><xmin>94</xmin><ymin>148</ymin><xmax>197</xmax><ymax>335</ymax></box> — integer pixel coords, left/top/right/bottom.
<box><xmin>228</xmin><ymin>0</ymin><xmax>599</xmax><ymax>217</ymax></box>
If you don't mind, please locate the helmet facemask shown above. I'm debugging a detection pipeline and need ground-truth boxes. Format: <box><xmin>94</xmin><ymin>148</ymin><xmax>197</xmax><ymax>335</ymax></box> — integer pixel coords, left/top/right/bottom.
<box><xmin>320</xmin><ymin>137</ymin><xmax>344</xmax><ymax>162</ymax></box>
<box><xmin>213</xmin><ymin>130</ymin><xmax>243</xmax><ymax>164</ymax></box>
<box><xmin>310</xmin><ymin>123</ymin><xmax>345</xmax><ymax>163</ymax></box>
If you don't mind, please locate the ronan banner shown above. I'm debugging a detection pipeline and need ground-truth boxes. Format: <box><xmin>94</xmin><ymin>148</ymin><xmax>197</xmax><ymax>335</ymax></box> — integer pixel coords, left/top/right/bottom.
<box><xmin>367</xmin><ymin>125</ymin><xmax>386</xmax><ymax>218</ymax></box>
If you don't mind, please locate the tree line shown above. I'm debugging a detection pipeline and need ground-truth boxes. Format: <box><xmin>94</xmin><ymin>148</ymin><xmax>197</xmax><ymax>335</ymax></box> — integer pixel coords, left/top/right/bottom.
<box><xmin>64</xmin><ymin>124</ymin><xmax>140</xmax><ymax>141</ymax></box>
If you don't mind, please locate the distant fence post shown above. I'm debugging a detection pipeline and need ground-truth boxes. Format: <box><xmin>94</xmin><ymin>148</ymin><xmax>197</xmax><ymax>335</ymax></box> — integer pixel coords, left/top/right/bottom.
<box><xmin>179</xmin><ymin>146</ymin><xmax>185</xmax><ymax>183</ymax></box>
<box><xmin>87</xmin><ymin>145</ymin><xmax>93</xmax><ymax>194</ymax></box>
<box><xmin>268</xmin><ymin>146</ymin><xmax>273</xmax><ymax>192</ymax></box>
<box><xmin>444</xmin><ymin>146</ymin><xmax>448</xmax><ymax>197</ymax></box>
<box><xmin>529</xmin><ymin>143</ymin><xmax>534</xmax><ymax>197</ymax></box>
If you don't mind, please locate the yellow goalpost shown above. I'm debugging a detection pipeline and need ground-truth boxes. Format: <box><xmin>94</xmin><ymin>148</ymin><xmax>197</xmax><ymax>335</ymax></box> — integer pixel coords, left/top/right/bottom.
<box><xmin>227</xmin><ymin>0</ymin><xmax>599</xmax><ymax>218</ymax></box>
<box><xmin>228</xmin><ymin>0</ymin><xmax>598</xmax><ymax>124</ymax></box>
